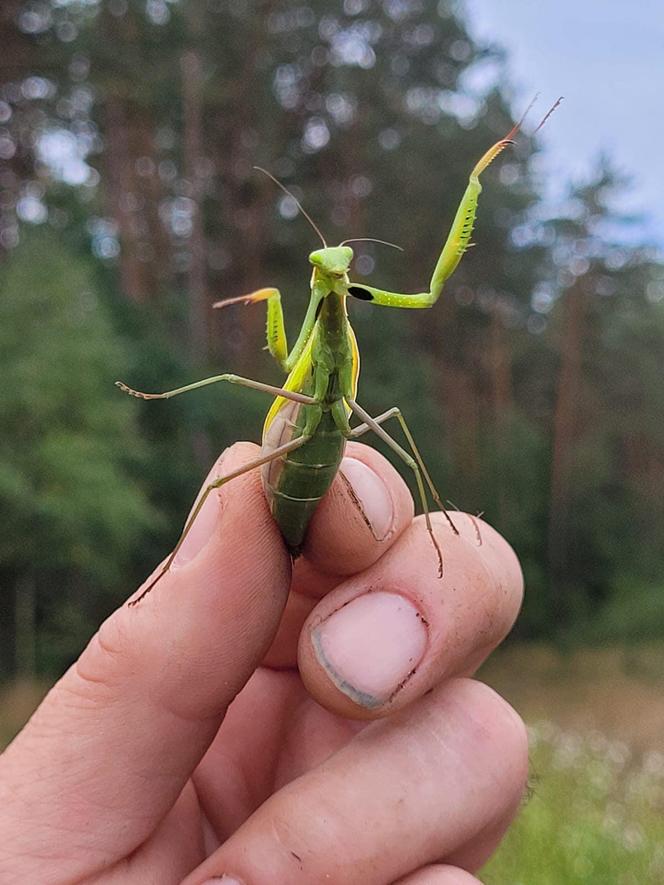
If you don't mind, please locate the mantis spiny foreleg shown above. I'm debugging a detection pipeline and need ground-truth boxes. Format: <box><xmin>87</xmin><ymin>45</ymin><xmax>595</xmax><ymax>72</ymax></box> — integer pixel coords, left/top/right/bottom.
<box><xmin>346</xmin><ymin>99</ymin><xmax>562</xmax><ymax>310</ymax></box>
<box><xmin>213</xmin><ymin>285</ymin><xmax>324</xmax><ymax>375</ymax></box>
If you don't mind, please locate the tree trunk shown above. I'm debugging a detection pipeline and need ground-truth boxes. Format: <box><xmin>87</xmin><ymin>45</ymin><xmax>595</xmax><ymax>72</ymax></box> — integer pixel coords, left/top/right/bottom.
<box><xmin>180</xmin><ymin>1</ymin><xmax>213</xmax><ymax>468</ymax></box>
<box><xmin>439</xmin><ymin>361</ymin><xmax>481</xmax><ymax>499</ymax></box>
<box><xmin>181</xmin><ymin>37</ymin><xmax>209</xmax><ymax>364</ymax></box>
<box><xmin>548</xmin><ymin>285</ymin><xmax>585</xmax><ymax>617</ymax></box>
<box><xmin>489</xmin><ymin>304</ymin><xmax>513</xmax><ymax>524</ymax></box>
<box><xmin>104</xmin><ymin>96</ymin><xmax>149</xmax><ymax>302</ymax></box>
<box><xmin>0</xmin><ymin>1</ymin><xmax>39</xmax><ymax>260</ymax></box>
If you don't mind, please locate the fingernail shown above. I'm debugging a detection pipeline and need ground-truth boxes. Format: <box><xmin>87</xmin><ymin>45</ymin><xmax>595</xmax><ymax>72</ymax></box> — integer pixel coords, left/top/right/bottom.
<box><xmin>312</xmin><ymin>591</ymin><xmax>428</xmax><ymax>708</ymax></box>
<box><xmin>340</xmin><ymin>457</ymin><xmax>394</xmax><ymax>540</ymax></box>
<box><xmin>172</xmin><ymin>485</ymin><xmax>221</xmax><ymax>569</ymax></box>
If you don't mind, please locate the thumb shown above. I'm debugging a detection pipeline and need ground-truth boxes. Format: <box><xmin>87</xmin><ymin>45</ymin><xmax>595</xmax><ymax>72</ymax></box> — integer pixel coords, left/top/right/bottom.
<box><xmin>0</xmin><ymin>442</ymin><xmax>290</xmax><ymax>881</ymax></box>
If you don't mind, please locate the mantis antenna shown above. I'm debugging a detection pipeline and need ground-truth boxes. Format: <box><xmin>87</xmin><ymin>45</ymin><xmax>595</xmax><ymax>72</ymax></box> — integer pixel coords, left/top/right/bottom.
<box><xmin>340</xmin><ymin>237</ymin><xmax>404</xmax><ymax>252</ymax></box>
<box><xmin>504</xmin><ymin>92</ymin><xmax>540</xmax><ymax>141</ymax></box>
<box><xmin>506</xmin><ymin>93</ymin><xmax>564</xmax><ymax>141</ymax></box>
<box><xmin>533</xmin><ymin>96</ymin><xmax>564</xmax><ymax>134</ymax></box>
<box><xmin>253</xmin><ymin>166</ymin><xmax>327</xmax><ymax>247</ymax></box>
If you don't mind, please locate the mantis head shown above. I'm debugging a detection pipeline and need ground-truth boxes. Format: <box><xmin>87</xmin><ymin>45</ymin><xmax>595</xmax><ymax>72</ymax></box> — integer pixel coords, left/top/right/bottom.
<box><xmin>309</xmin><ymin>246</ymin><xmax>354</xmax><ymax>277</ymax></box>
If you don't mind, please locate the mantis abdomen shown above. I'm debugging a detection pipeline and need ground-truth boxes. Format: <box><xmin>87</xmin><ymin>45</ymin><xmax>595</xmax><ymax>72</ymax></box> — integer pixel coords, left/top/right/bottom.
<box><xmin>262</xmin><ymin>400</ymin><xmax>345</xmax><ymax>554</ymax></box>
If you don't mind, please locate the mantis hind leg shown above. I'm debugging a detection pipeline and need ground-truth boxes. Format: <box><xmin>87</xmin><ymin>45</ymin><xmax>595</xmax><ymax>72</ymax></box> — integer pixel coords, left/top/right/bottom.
<box><xmin>346</xmin><ymin>398</ymin><xmax>455</xmax><ymax>578</ymax></box>
<box><xmin>129</xmin><ymin>434</ymin><xmax>311</xmax><ymax>606</ymax></box>
<box><xmin>348</xmin><ymin>406</ymin><xmax>459</xmax><ymax>535</ymax></box>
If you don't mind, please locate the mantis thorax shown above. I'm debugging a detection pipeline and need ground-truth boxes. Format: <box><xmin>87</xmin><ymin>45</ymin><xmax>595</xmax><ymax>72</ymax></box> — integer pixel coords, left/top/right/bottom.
<box><xmin>310</xmin><ymin>272</ymin><xmax>354</xmax><ymax>404</ymax></box>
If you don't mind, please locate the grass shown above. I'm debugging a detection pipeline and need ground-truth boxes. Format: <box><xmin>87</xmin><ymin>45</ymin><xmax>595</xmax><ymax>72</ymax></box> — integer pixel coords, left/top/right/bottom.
<box><xmin>479</xmin><ymin>644</ymin><xmax>664</xmax><ymax>883</ymax></box>
<box><xmin>482</xmin><ymin>720</ymin><xmax>664</xmax><ymax>884</ymax></box>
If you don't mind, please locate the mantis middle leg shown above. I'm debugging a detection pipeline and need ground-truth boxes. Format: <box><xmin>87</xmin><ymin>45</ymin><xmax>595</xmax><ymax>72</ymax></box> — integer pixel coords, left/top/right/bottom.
<box><xmin>116</xmin><ymin>372</ymin><xmax>317</xmax><ymax>405</ymax></box>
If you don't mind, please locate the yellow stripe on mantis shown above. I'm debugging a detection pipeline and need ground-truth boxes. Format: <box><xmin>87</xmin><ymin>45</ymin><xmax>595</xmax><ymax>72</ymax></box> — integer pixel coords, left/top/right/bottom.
<box><xmin>263</xmin><ymin>331</ymin><xmax>316</xmax><ymax>435</ymax></box>
<box><xmin>348</xmin><ymin>322</ymin><xmax>360</xmax><ymax>404</ymax></box>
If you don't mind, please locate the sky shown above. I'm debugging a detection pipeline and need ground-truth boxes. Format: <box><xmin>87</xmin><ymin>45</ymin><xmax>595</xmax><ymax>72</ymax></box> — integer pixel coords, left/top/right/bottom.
<box><xmin>465</xmin><ymin>0</ymin><xmax>664</xmax><ymax>248</ymax></box>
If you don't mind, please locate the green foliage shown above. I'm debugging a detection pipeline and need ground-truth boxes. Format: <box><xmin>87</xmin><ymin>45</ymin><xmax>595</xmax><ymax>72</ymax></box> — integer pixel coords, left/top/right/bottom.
<box><xmin>507</xmin><ymin>164</ymin><xmax>664</xmax><ymax>639</ymax></box>
<box><xmin>0</xmin><ymin>229</ymin><xmax>158</xmax><ymax>671</ymax></box>
<box><xmin>583</xmin><ymin>580</ymin><xmax>664</xmax><ymax>644</ymax></box>
<box><xmin>483</xmin><ymin>722</ymin><xmax>664</xmax><ymax>884</ymax></box>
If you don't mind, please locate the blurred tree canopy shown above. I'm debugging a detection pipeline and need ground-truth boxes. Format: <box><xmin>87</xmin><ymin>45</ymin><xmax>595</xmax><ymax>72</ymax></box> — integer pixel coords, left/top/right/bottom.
<box><xmin>0</xmin><ymin>228</ymin><xmax>157</xmax><ymax>672</ymax></box>
<box><xmin>0</xmin><ymin>0</ymin><xmax>663</xmax><ymax>676</ymax></box>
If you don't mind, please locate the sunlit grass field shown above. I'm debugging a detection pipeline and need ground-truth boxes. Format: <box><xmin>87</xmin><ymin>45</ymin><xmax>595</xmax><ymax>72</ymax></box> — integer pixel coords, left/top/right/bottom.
<box><xmin>481</xmin><ymin>644</ymin><xmax>664</xmax><ymax>883</ymax></box>
<box><xmin>483</xmin><ymin>721</ymin><xmax>664</xmax><ymax>883</ymax></box>
<box><xmin>2</xmin><ymin>645</ymin><xmax>663</xmax><ymax>882</ymax></box>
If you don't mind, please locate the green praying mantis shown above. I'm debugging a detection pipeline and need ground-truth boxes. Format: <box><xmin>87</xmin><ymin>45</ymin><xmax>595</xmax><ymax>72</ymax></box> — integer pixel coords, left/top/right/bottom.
<box><xmin>118</xmin><ymin>98</ymin><xmax>561</xmax><ymax>605</ymax></box>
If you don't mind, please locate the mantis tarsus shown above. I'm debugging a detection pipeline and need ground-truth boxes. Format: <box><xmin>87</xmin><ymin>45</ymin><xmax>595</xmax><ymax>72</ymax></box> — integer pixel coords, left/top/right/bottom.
<box><xmin>118</xmin><ymin>99</ymin><xmax>561</xmax><ymax>605</ymax></box>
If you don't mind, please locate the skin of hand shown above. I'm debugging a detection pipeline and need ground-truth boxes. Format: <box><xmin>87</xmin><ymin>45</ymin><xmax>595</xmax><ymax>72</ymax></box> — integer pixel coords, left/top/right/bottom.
<box><xmin>0</xmin><ymin>441</ymin><xmax>527</xmax><ymax>885</ymax></box>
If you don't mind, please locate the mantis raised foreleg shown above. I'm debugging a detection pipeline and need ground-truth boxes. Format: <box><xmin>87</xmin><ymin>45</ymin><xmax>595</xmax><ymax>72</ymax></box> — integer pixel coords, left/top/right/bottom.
<box><xmin>344</xmin><ymin>136</ymin><xmax>516</xmax><ymax>309</ymax></box>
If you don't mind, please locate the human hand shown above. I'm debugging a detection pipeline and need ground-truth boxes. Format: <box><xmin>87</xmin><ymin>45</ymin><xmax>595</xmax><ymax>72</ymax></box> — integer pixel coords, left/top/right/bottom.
<box><xmin>0</xmin><ymin>441</ymin><xmax>526</xmax><ymax>884</ymax></box>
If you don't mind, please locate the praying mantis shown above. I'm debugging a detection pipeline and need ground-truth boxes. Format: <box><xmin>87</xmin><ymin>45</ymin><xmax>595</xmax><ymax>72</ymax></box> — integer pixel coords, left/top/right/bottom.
<box><xmin>118</xmin><ymin>99</ymin><xmax>561</xmax><ymax>604</ymax></box>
